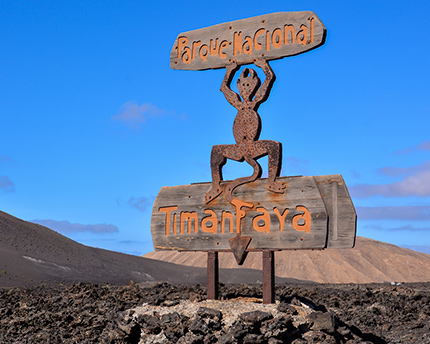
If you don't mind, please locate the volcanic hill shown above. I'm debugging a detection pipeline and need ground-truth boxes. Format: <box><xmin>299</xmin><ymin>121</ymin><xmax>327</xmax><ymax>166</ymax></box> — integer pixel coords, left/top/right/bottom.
<box><xmin>145</xmin><ymin>237</ymin><xmax>430</xmax><ymax>284</ymax></box>
<box><xmin>0</xmin><ymin>210</ymin><xmax>298</xmax><ymax>288</ymax></box>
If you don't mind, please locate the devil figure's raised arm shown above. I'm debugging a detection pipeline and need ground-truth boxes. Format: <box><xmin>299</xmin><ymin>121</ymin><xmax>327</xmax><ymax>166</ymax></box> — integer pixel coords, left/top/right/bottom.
<box><xmin>252</xmin><ymin>59</ymin><xmax>275</xmax><ymax>106</ymax></box>
<box><xmin>220</xmin><ymin>60</ymin><xmax>242</xmax><ymax>109</ymax></box>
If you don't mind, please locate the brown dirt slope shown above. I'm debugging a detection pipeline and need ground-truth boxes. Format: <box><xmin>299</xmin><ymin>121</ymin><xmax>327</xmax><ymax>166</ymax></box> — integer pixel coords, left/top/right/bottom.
<box><xmin>0</xmin><ymin>210</ymin><xmax>305</xmax><ymax>288</ymax></box>
<box><xmin>144</xmin><ymin>237</ymin><xmax>430</xmax><ymax>283</ymax></box>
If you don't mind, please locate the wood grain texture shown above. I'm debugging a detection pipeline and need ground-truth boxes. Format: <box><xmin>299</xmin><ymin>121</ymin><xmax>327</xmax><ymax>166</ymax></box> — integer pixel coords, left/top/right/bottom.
<box><xmin>314</xmin><ymin>175</ymin><xmax>357</xmax><ymax>249</ymax></box>
<box><xmin>170</xmin><ymin>11</ymin><xmax>326</xmax><ymax>71</ymax></box>
<box><xmin>150</xmin><ymin>175</ymin><xmax>356</xmax><ymax>251</ymax></box>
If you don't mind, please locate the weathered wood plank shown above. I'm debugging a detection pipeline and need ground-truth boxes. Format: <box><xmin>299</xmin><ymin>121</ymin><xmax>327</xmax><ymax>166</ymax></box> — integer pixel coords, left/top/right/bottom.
<box><xmin>151</xmin><ymin>175</ymin><xmax>336</xmax><ymax>251</ymax></box>
<box><xmin>170</xmin><ymin>11</ymin><xmax>326</xmax><ymax>71</ymax></box>
<box><xmin>314</xmin><ymin>175</ymin><xmax>357</xmax><ymax>248</ymax></box>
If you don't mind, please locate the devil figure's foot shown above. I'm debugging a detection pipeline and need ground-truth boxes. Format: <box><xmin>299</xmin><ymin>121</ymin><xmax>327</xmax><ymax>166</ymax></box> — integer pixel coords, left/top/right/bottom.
<box><xmin>267</xmin><ymin>180</ymin><xmax>287</xmax><ymax>194</ymax></box>
<box><xmin>205</xmin><ymin>184</ymin><xmax>223</xmax><ymax>204</ymax></box>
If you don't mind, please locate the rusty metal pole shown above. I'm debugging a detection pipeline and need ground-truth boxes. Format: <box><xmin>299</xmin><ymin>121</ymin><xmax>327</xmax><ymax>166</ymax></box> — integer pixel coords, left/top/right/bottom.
<box><xmin>207</xmin><ymin>251</ymin><xmax>219</xmax><ymax>300</ymax></box>
<box><xmin>262</xmin><ymin>250</ymin><xmax>275</xmax><ymax>304</ymax></box>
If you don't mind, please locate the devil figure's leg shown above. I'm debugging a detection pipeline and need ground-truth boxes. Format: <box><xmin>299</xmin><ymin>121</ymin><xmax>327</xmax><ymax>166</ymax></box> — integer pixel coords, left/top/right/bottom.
<box><xmin>205</xmin><ymin>144</ymin><xmax>244</xmax><ymax>204</ymax></box>
<box><xmin>224</xmin><ymin>157</ymin><xmax>262</xmax><ymax>203</ymax></box>
<box><xmin>252</xmin><ymin>140</ymin><xmax>286</xmax><ymax>193</ymax></box>
<box><xmin>205</xmin><ymin>145</ymin><xmax>226</xmax><ymax>203</ymax></box>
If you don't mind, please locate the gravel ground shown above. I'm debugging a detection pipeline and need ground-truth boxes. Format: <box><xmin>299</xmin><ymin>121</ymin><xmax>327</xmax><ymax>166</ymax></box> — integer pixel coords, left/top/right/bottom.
<box><xmin>0</xmin><ymin>282</ymin><xmax>429</xmax><ymax>343</ymax></box>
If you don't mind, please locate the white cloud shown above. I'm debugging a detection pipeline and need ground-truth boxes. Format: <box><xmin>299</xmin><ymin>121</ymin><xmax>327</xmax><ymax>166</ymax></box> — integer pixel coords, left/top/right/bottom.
<box><xmin>351</xmin><ymin>170</ymin><xmax>361</xmax><ymax>178</ymax></box>
<box><xmin>357</xmin><ymin>205</ymin><xmax>430</xmax><ymax>220</ymax></box>
<box><xmin>351</xmin><ymin>161</ymin><xmax>430</xmax><ymax>198</ymax></box>
<box><xmin>128</xmin><ymin>196</ymin><xmax>150</xmax><ymax>212</ymax></box>
<box><xmin>0</xmin><ymin>154</ymin><xmax>11</xmax><ymax>163</ymax></box>
<box><xmin>32</xmin><ymin>219</ymin><xmax>119</xmax><ymax>234</ymax></box>
<box><xmin>363</xmin><ymin>223</ymin><xmax>430</xmax><ymax>231</ymax></box>
<box><xmin>378</xmin><ymin>161</ymin><xmax>430</xmax><ymax>177</ymax></box>
<box><xmin>395</xmin><ymin>141</ymin><xmax>430</xmax><ymax>154</ymax></box>
<box><xmin>111</xmin><ymin>101</ymin><xmax>164</xmax><ymax>129</ymax></box>
<box><xmin>0</xmin><ymin>176</ymin><xmax>15</xmax><ymax>192</ymax></box>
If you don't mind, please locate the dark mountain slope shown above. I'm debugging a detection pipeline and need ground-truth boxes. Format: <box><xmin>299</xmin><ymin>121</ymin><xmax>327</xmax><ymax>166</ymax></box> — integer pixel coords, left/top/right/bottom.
<box><xmin>0</xmin><ymin>210</ymin><xmax>299</xmax><ymax>287</ymax></box>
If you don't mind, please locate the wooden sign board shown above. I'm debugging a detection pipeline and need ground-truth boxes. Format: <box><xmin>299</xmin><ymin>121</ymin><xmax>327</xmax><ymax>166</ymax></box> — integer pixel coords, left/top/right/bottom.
<box><xmin>170</xmin><ymin>11</ymin><xmax>326</xmax><ymax>71</ymax></box>
<box><xmin>151</xmin><ymin>175</ymin><xmax>356</xmax><ymax>251</ymax></box>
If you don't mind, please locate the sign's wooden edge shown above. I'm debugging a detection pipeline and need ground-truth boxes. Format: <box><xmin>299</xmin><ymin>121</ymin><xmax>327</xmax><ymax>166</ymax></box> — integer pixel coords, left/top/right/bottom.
<box><xmin>170</xmin><ymin>11</ymin><xmax>327</xmax><ymax>71</ymax></box>
<box><xmin>314</xmin><ymin>175</ymin><xmax>357</xmax><ymax>249</ymax></box>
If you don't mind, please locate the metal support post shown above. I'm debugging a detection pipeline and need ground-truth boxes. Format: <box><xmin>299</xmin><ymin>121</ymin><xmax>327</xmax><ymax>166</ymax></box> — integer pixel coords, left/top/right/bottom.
<box><xmin>262</xmin><ymin>250</ymin><xmax>275</xmax><ymax>304</ymax></box>
<box><xmin>207</xmin><ymin>251</ymin><xmax>219</xmax><ymax>300</ymax></box>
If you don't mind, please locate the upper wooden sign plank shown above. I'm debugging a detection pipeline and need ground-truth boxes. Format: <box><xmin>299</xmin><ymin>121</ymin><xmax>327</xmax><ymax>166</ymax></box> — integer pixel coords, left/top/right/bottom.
<box><xmin>170</xmin><ymin>11</ymin><xmax>326</xmax><ymax>71</ymax></box>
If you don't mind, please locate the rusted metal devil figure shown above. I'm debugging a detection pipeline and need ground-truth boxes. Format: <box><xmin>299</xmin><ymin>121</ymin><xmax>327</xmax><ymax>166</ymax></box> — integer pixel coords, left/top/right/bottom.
<box><xmin>205</xmin><ymin>59</ymin><xmax>286</xmax><ymax>206</ymax></box>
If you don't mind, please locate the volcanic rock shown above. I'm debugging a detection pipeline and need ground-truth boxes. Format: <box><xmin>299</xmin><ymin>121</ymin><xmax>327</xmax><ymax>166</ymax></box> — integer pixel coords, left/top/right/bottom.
<box><xmin>1</xmin><ymin>282</ymin><xmax>429</xmax><ymax>343</ymax></box>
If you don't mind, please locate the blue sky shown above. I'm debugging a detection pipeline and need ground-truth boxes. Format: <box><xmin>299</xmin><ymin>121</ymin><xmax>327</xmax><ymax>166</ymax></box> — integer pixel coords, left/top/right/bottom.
<box><xmin>1</xmin><ymin>0</ymin><xmax>429</xmax><ymax>256</ymax></box>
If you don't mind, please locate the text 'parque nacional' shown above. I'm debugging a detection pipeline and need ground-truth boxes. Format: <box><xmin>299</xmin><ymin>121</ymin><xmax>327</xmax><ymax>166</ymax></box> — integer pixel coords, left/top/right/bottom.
<box><xmin>170</xmin><ymin>11</ymin><xmax>326</xmax><ymax>70</ymax></box>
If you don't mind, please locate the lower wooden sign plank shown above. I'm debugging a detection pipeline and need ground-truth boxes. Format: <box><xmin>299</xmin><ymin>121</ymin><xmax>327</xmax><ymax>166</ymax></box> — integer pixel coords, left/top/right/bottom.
<box><xmin>151</xmin><ymin>175</ymin><xmax>356</xmax><ymax>251</ymax></box>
